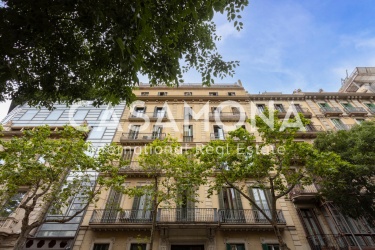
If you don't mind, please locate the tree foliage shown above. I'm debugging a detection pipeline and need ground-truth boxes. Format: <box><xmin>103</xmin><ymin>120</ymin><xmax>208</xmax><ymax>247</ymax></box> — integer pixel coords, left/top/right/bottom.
<box><xmin>0</xmin><ymin>0</ymin><xmax>248</xmax><ymax>108</ymax></box>
<box><xmin>194</xmin><ymin>110</ymin><xmax>342</xmax><ymax>249</ymax></box>
<box><xmin>314</xmin><ymin>121</ymin><xmax>375</xmax><ymax>224</ymax></box>
<box><xmin>125</xmin><ymin>136</ymin><xmax>205</xmax><ymax>250</ymax></box>
<box><xmin>0</xmin><ymin>125</ymin><xmax>126</xmax><ymax>249</ymax></box>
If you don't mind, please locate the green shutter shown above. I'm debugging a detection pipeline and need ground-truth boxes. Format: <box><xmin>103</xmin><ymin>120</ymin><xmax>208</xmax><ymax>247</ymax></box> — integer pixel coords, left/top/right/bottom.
<box><xmin>226</xmin><ymin>244</ymin><xmax>232</xmax><ymax>250</ymax></box>
<box><xmin>264</xmin><ymin>189</ymin><xmax>273</xmax><ymax>207</ymax></box>
<box><xmin>235</xmin><ymin>190</ymin><xmax>243</xmax><ymax>209</ymax></box>
<box><xmin>262</xmin><ymin>243</ymin><xmax>269</xmax><ymax>250</ymax></box>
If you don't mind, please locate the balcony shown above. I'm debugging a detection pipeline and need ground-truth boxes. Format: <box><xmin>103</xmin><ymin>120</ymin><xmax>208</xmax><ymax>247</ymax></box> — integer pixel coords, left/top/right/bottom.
<box><xmin>24</xmin><ymin>238</ymin><xmax>74</xmax><ymax>250</ymax></box>
<box><xmin>320</xmin><ymin>107</ymin><xmax>343</xmax><ymax>116</ymax></box>
<box><xmin>209</xmin><ymin>112</ymin><xmax>247</xmax><ymax>122</ymax></box>
<box><xmin>128</xmin><ymin>112</ymin><xmax>168</xmax><ymax>122</ymax></box>
<box><xmin>293</xmin><ymin>107</ymin><xmax>313</xmax><ymax>118</ymax></box>
<box><xmin>120</xmin><ymin>133</ymin><xmax>166</xmax><ymax>144</ymax></box>
<box><xmin>218</xmin><ymin>209</ymin><xmax>286</xmax><ymax>230</ymax></box>
<box><xmin>306</xmin><ymin>234</ymin><xmax>375</xmax><ymax>250</ymax></box>
<box><xmin>332</xmin><ymin>124</ymin><xmax>355</xmax><ymax>131</ymax></box>
<box><xmin>344</xmin><ymin>107</ymin><xmax>368</xmax><ymax>116</ymax></box>
<box><xmin>210</xmin><ymin>133</ymin><xmax>228</xmax><ymax>140</ymax></box>
<box><xmin>289</xmin><ymin>184</ymin><xmax>320</xmax><ymax>202</ymax></box>
<box><xmin>157</xmin><ymin>208</ymin><xmax>218</xmax><ymax>228</ymax></box>
<box><xmin>89</xmin><ymin>209</ymin><xmax>153</xmax><ymax>230</ymax></box>
<box><xmin>295</xmin><ymin>125</ymin><xmax>324</xmax><ymax>138</ymax></box>
<box><xmin>183</xmin><ymin>135</ymin><xmax>194</xmax><ymax>143</ymax></box>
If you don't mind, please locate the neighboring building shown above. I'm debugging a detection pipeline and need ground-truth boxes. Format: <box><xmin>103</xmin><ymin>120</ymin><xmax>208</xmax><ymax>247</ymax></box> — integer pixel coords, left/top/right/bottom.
<box><xmin>0</xmin><ymin>102</ymin><xmax>125</xmax><ymax>250</ymax></box>
<box><xmin>1</xmin><ymin>67</ymin><xmax>375</xmax><ymax>250</ymax></box>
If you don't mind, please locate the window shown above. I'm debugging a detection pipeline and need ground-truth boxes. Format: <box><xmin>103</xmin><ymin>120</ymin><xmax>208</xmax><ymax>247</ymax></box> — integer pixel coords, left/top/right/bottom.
<box><xmin>99</xmin><ymin>109</ymin><xmax>114</xmax><ymax>121</ymax></box>
<box><xmin>122</xmin><ymin>149</ymin><xmax>134</xmax><ymax>161</ymax></box>
<box><xmin>141</xmin><ymin>92</ymin><xmax>149</xmax><ymax>96</ymax></box>
<box><xmin>74</xmin><ymin>110</ymin><xmax>88</xmax><ymax>120</ymax></box>
<box><xmin>298</xmin><ymin>208</ymin><xmax>325</xmax><ymax>247</ymax></box>
<box><xmin>209</xmin><ymin>92</ymin><xmax>218</xmax><ymax>96</ymax></box>
<box><xmin>249</xmin><ymin>188</ymin><xmax>272</xmax><ymax>220</ymax></box>
<box><xmin>331</xmin><ymin>118</ymin><xmax>346</xmax><ymax>130</ymax></box>
<box><xmin>177</xmin><ymin>188</ymin><xmax>195</xmax><ymax>221</ymax></box>
<box><xmin>92</xmin><ymin>243</ymin><xmax>110</xmax><ymax>250</ymax></box>
<box><xmin>101</xmin><ymin>188</ymin><xmax>122</xmax><ymax>223</ymax></box>
<box><xmin>153</xmin><ymin>107</ymin><xmax>166</xmax><ymax>118</ymax></box>
<box><xmin>89</xmin><ymin>127</ymin><xmax>106</xmax><ymax>139</ymax></box>
<box><xmin>262</xmin><ymin>244</ymin><xmax>280</xmax><ymax>250</ymax></box>
<box><xmin>184</xmin><ymin>107</ymin><xmax>192</xmax><ymax>120</ymax></box>
<box><xmin>365</xmin><ymin>103</ymin><xmax>375</xmax><ymax>108</ymax></box>
<box><xmin>152</xmin><ymin>125</ymin><xmax>163</xmax><ymax>139</ymax></box>
<box><xmin>133</xmin><ymin>107</ymin><xmax>146</xmax><ymax>118</ymax></box>
<box><xmin>319</xmin><ymin>103</ymin><xmax>330</xmax><ymax>108</ymax></box>
<box><xmin>132</xmin><ymin>189</ymin><xmax>151</xmax><ymax>221</ymax></box>
<box><xmin>341</xmin><ymin>103</ymin><xmax>353</xmax><ymax>108</ymax></box>
<box><xmin>256</xmin><ymin>104</ymin><xmax>265</xmax><ymax>113</ymax></box>
<box><xmin>226</xmin><ymin>243</ymin><xmax>245</xmax><ymax>250</ymax></box>
<box><xmin>128</xmin><ymin>125</ymin><xmax>140</xmax><ymax>139</ymax></box>
<box><xmin>274</xmin><ymin>104</ymin><xmax>285</xmax><ymax>112</ymax></box>
<box><xmin>158</xmin><ymin>92</ymin><xmax>167</xmax><ymax>96</ymax></box>
<box><xmin>211</xmin><ymin>107</ymin><xmax>221</xmax><ymax>113</ymax></box>
<box><xmin>19</xmin><ymin>110</ymin><xmax>38</xmax><ymax>120</ymax></box>
<box><xmin>219</xmin><ymin>188</ymin><xmax>244</xmax><ymax>222</ymax></box>
<box><xmin>232</xmin><ymin>107</ymin><xmax>240</xmax><ymax>115</ymax></box>
<box><xmin>46</xmin><ymin>110</ymin><xmax>63</xmax><ymax>120</ymax></box>
<box><xmin>228</xmin><ymin>92</ymin><xmax>236</xmax><ymax>96</ymax></box>
<box><xmin>213</xmin><ymin>125</ymin><xmax>225</xmax><ymax>140</ymax></box>
<box><xmin>183</xmin><ymin>125</ymin><xmax>193</xmax><ymax>142</ymax></box>
<box><xmin>292</xmin><ymin>104</ymin><xmax>303</xmax><ymax>112</ymax></box>
<box><xmin>184</xmin><ymin>92</ymin><xmax>192</xmax><ymax>96</ymax></box>
<box><xmin>0</xmin><ymin>191</ymin><xmax>26</xmax><ymax>217</ymax></box>
<box><xmin>130</xmin><ymin>244</ymin><xmax>147</xmax><ymax>250</ymax></box>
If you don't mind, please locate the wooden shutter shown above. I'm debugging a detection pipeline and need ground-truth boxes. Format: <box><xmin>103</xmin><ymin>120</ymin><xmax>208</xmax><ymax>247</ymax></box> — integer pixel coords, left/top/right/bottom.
<box><xmin>262</xmin><ymin>243</ymin><xmax>269</xmax><ymax>250</ymax></box>
<box><xmin>235</xmin><ymin>190</ymin><xmax>243</xmax><ymax>210</ymax></box>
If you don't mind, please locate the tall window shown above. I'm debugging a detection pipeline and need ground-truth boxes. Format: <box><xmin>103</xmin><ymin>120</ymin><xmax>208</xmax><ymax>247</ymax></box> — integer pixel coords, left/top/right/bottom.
<box><xmin>257</xmin><ymin>104</ymin><xmax>265</xmax><ymax>113</ymax></box>
<box><xmin>209</xmin><ymin>92</ymin><xmax>218</xmax><ymax>96</ymax></box>
<box><xmin>183</xmin><ymin>125</ymin><xmax>193</xmax><ymax>142</ymax></box>
<box><xmin>219</xmin><ymin>188</ymin><xmax>244</xmax><ymax>222</ymax></box>
<box><xmin>0</xmin><ymin>191</ymin><xmax>26</xmax><ymax>217</ymax></box>
<box><xmin>331</xmin><ymin>118</ymin><xmax>346</xmax><ymax>130</ymax></box>
<box><xmin>228</xmin><ymin>92</ymin><xmax>236</xmax><ymax>96</ymax></box>
<box><xmin>298</xmin><ymin>208</ymin><xmax>325</xmax><ymax>247</ymax></box>
<box><xmin>249</xmin><ymin>188</ymin><xmax>271</xmax><ymax>220</ymax></box>
<box><xmin>213</xmin><ymin>125</ymin><xmax>224</xmax><ymax>140</ymax></box>
<box><xmin>274</xmin><ymin>104</ymin><xmax>285</xmax><ymax>112</ymax></box>
<box><xmin>319</xmin><ymin>103</ymin><xmax>330</xmax><ymax>108</ymax></box>
<box><xmin>132</xmin><ymin>189</ymin><xmax>151</xmax><ymax>221</ymax></box>
<box><xmin>122</xmin><ymin>149</ymin><xmax>134</xmax><ymax>161</ymax></box>
<box><xmin>152</xmin><ymin>125</ymin><xmax>163</xmax><ymax>139</ymax></box>
<box><xmin>158</xmin><ymin>92</ymin><xmax>167</xmax><ymax>96</ymax></box>
<box><xmin>184</xmin><ymin>92</ymin><xmax>192</xmax><ymax>96</ymax></box>
<box><xmin>128</xmin><ymin>125</ymin><xmax>140</xmax><ymax>139</ymax></box>
<box><xmin>292</xmin><ymin>104</ymin><xmax>303</xmax><ymax>112</ymax></box>
<box><xmin>184</xmin><ymin>107</ymin><xmax>193</xmax><ymax>120</ymax></box>
<box><xmin>101</xmin><ymin>188</ymin><xmax>122</xmax><ymax>223</ymax></box>
<box><xmin>130</xmin><ymin>244</ymin><xmax>147</xmax><ymax>250</ymax></box>
<box><xmin>226</xmin><ymin>243</ymin><xmax>245</xmax><ymax>250</ymax></box>
<box><xmin>133</xmin><ymin>107</ymin><xmax>146</xmax><ymax>117</ymax></box>
<box><xmin>262</xmin><ymin>244</ymin><xmax>280</xmax><ymax>250</ymax></box>
<box><xmin>154</xmin><ymin>107</ymin><xmax>166</xmax><ymax>118</ymax></box>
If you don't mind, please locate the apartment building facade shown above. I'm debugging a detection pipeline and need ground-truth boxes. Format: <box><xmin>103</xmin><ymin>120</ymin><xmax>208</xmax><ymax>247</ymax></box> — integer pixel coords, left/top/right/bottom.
<box><xmin>1</xmin><ymin>67</ymin><xmax>375</xmax><ymax>250</ymax></box>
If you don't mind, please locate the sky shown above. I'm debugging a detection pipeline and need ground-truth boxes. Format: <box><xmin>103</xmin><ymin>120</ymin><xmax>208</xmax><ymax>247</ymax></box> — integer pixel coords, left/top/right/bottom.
<box><xmin>1</xmin><ymin>0</ymin><xmax>375</xmax><ymax>121</ymax></box>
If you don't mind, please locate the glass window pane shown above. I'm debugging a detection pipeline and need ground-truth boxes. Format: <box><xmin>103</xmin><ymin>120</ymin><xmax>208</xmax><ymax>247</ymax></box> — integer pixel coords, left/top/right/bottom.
<box><xmin>46</xmin><ymin>110</ymin><xmax>64</xmax><ymax>120</ymax></box>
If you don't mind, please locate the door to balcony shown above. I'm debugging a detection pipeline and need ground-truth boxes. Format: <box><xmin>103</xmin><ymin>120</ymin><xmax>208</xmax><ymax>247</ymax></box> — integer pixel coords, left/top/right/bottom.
<box><xmin>171</xmin><ymin>245</ymin><xmax>204</xmax><ymax>250</ymax></box>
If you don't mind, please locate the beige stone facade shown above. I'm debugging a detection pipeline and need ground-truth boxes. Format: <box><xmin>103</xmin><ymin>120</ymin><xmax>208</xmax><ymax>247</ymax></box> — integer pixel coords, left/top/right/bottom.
<box><xmin>1</xmin><ymin>67</ymin><xmax>375</xmax><ymax>250</ymax></box>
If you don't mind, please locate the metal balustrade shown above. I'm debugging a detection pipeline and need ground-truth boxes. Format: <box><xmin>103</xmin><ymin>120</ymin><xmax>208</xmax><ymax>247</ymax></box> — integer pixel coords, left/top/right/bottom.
<box><xmin>320</xmin><ymin>107</ymin><xmax>343</xmax><ymax>116</ymax></box>
<box><xmin>209</xmin><ymin>112</ymin><xmax>246</xmax><ymax>121</ymax></box>
<box><xmin>344</xmin><ymin>107</ymin><xmax>368</xmax><ymax>116</ymax></box>
<box><xmin>307</xmin><ymin>234</ymin><xmax>375</xmax><ymax>250</ymax></box>
<box><xmin>210</xmin><ymin>133</ymin><xmax>228</xmax><ymax>140</ymax></box>
<box><xmin>90</xmin><ymin>209</ymin><xmax>153</xmax><ymax>224</ymax></box>
<box><xmin>289</xmin><ymin>184</ymin><xmax>320</xmax><ymax>202</ymax></box>
<box><xmin>218</xmin><ymin>209</ymin><xmax>286</xmax><ymax>224</ymax></box>
<box><xmin>157</xmin><ymin>208</ymin><xmax>217</xmax><ymax>223</ymax></box>
<box><xmin>129</xmin><ymin>112</ymin><xmax>168</xmax><ymax>120</ymax></box>
<box><xmin>121</xmin><ymin>133</ymin><xmax>166</xmax><ymax>141</ymax></box>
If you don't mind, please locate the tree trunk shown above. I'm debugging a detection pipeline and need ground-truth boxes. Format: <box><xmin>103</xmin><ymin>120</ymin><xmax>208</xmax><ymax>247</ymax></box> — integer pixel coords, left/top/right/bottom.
<box><xmin>149</xmin><ymin>176</ymin><xmax>158</xmax><ymax>250</ymax></box>
<box><xmin>14</xmin><ymin>209</ymin><xmax>35</xmax><ymax>250</ymax></box>
<box><xmin>272</xmin><ymin>223</ymin><xmax>290</xmax><ymax>250</ymax></box>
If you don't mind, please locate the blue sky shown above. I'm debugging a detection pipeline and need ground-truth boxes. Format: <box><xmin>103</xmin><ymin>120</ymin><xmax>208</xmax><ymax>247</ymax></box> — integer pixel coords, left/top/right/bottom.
<box><xmin>1</xmin><ymin>0</ymin><xmax>375</xmax><ymax>120</ymax></box>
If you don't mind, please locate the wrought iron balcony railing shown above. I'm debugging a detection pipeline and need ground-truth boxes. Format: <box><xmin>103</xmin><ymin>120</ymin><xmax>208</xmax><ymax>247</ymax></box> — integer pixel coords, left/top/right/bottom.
<box><xmin>210</xmin><ymin>133</ymin><xmax>227</xmax><ymax>140</ymax></box>
<box><xmin>218</xmin><ymin>209</ymin><xmax>285</xmax><ymax>224</ymax></box>
<box><xmin>344</xmin><ymin>107</ymin><xmax>368</xmax><ymax>116</ymax></box>
<box><xmin>157</xmin><ymin>208</ymin><xmax>218</xmax><ymax>223</ymax></box>
<box><xmin>306</xmin><ymin>234</ymin><xmax>375</xmax><ymax>250</ymax></box>
<box><xmin>90</xmin><ymin>209</ymin><xmax>153</xmax><ymax>224</ymax></box>
<box><xmin>368</xmin><ymin>106</ymin><xmax>375</xmax><ymax>114</ymax></box>
<box><xmin>209</xmin><ymin>112</ymin><xmax>247</xmax><ymax>121</ymax></box>
<box><xmin>129</xmin><ymin>112</ymin><xmax>168</xmax><ymax>120</ymax></box>
<box><xmin>295</xmin><ymin>125</ymin><xmax>324</xmax><ymax>138</ymax></box>
<box><xmin>289</xmin><ymin>184</ymin><xmax>320</xmax><ymax>202</ymax></box>
<box><xmin>320</xmin><ymin>107</ymin><xmax>343</xmax><ymax>116</ymax></box>
<box><xmin>183</xmin><ymin>135</ymin><xmax>194</xmax><ymax>142</ymax></box>
<box><xmin>332</xmin><ymin>124</ymin><xmax>355</xmax><ymax>131</ymax></box>
<box><xmin>121</xmin><ymin>133</ymin><xmax>166</xmax><ymax>141</ymax></box>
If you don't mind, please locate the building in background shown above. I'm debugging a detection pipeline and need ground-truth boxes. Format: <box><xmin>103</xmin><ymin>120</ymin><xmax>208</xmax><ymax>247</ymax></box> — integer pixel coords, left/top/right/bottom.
<box><xmin>0</xmin><ymin>102</ymin><xmax>125</xmax><ymax>250</ymax></box>
<box><xmin>1</xmin><ymin>67</ymin><xmax>375</xmax><ymax>250</ymax></box>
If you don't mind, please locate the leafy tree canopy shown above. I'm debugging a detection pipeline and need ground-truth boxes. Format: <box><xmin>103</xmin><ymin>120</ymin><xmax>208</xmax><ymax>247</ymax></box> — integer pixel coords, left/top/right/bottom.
<box><xmin>0</xmin><ymin>0</ymin><xmax>248</xmax><ymax>108</ymax></box>
<box><xmin>0</xmin><ymin>125</ymin><xmax>127</xmax><ymax>248</ymax></box>
<box><xmin>314</xmin><ymin>121</ymin><xmax>375</xmax><ymax>223</ymax></box>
